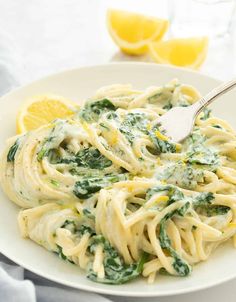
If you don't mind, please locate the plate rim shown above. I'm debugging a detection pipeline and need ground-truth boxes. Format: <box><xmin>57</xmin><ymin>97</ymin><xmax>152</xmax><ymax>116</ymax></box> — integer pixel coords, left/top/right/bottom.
<box><xmin>2</xmin><ymin>62</ymin><xmax>236</xmax><ymax>297</ymax></box>
<box><xmin>0</xmin><ymin>62</ymin><xmax>221</xmax><ymax>103</ymax></box>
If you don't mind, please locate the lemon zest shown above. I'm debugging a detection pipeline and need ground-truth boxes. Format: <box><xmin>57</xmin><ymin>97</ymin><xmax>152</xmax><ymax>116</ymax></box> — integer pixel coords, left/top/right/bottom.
<box><xmin>155</xmin><ymin>130</ymin><xmax>168</xmax><ymax>141</ymax></box>
<box><xmin>228</xmin><ymin>222</ymin><xmax>236</xmax><ymax>228</ymax></box>
<box><xmin>146</xmin><ymin>123</ymin><xmax>152</xmax><ymax>131</ymax></box>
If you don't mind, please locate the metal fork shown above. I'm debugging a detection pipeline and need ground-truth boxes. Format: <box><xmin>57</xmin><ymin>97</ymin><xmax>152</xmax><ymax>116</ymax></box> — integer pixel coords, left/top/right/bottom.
<box><xmin>158</xmin><ymin>79</ymin><xmax>236</xmax><ymax>143</ymax></box>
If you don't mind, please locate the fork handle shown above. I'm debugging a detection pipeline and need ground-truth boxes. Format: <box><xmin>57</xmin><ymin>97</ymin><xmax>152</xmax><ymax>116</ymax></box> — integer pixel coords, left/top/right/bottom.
<box><xmin>192</xmin><ymin>78</ymin><xmax>236</xmax><ymax>116</ymax></box>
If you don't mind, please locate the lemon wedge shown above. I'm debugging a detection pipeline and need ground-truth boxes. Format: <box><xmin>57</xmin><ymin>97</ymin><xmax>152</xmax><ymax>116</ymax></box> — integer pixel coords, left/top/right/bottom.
<box><xmin>16</xmin><ymin>95</ymin><xmax>78</xmax><ymax>133</ymax></box>
<box><xmin>107</xmin><ymin>9</ymin><xmax>169</xmax><ymax>55</ymax></box>
<box><xmin>149</xmin><ymin>37</ymin><xmax>208</xmax><ymax>69</ymax></box>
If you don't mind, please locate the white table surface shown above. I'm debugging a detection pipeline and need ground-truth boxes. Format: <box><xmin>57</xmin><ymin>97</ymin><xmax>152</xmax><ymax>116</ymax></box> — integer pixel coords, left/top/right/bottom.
<box><xmin>0</xmin><ymin>0</ymin><xmax>236</xmax><ymax>301</ymax></box>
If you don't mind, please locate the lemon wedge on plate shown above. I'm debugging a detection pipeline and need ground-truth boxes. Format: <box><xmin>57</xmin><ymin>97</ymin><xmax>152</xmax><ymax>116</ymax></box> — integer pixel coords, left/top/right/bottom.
<box><xmin>16</xmin><ymin>95</ymin><xmax>78</xmax><ymax>133</ymax></box>
<box><xmin>107</xmin><ymin>9</ymin><xmax>169</xmax><ymax>55</ymax></box>
<box><xmin>149</xmin><ymin>37</ymin><xmax>208</xmax><ymax>69</ymax></box>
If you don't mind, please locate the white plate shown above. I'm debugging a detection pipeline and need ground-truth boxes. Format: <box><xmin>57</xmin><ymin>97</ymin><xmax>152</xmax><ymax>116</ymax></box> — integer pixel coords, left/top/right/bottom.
<box><xmin>0</xmin><ymin>63</ymin><xmax>236</xmax><ymax>297</ymax></box>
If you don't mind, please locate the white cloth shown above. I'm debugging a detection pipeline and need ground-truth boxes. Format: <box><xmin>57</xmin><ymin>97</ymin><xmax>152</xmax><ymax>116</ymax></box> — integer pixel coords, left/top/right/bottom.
<box><xmin>0</xmin><ymin>254</ymin><xmax>113</xmax><ymax>302</ymax></box>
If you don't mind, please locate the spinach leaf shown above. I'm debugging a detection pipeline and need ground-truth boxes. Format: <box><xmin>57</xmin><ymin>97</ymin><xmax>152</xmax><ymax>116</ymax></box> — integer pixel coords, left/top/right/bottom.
<box><xmin>106</xmin><ymin>112</ymin><xmax>119</xmax><ymax>120</ymax></box>
<box><xmin>37</xmin><ymin>132</ymin><xmax>57</xmax><ymax>161</ymax></box>
<box><xmin>78</xmin><ymin>225</ymin><xmax>95</xmax><ymax>236</ymax></box>
<box><xmin>186</xmin><ymin>144</ymin><xmax>219</xmax><ymax>168</ymax></box>
<box><xmin>56</xmin><ymin>245</ymin><xmax>67</xmax><ymax>260</ymax></box>
<box><xmin>204</xmin><ymin>205</ymin><xmax>230</xmax><ymax>216</ymax></box>
<box><xmin>157</xmin><ymin>162</ymin><xmax>204</xmax><ymax>190</ymax></box>
<box><xmin>50</xmin><ymin>179</ymin><xmax>59</xmax><ymax>187</ymax></box>
<box><xmin>159</xmin><ymin>203</ymin><xmax>191</xmax><ymax>276</ymax></box>
<box><xmin>212</xmin><ymin>125</ymin><xmax>222</xmax><ymax>129</ymax></box>
<box><xmin>122</xmin><ymin>113</ymin><xmax>148</xmax><ymax>133</ymax></box>
<box><xmin>7</xmin><ymin>139</ymin><xmax>19</xmax><ymax>162</ymax></box>
<box><xmin>146</xmin><ymin>184</ymin><xmax>184</xmax><ymax>205</ymax></box>
<box><xmin>147</xmin><ymin>90</ymin><xmax>173</xmax><ymax>105</ymax></box>
<box><xmin>119</xmin><ymin>127</ymin><xmax>135</xmax><ymax>144</ymax></box>
<box><xmin>159</xmin><ymin>267</ymin><xmax>172</xmax><ymax>276</ymax></box>
<box><xmin>148</xmin><ymin>92</ymin><xmax>162</xmax><ymax>103</ymax></box>
<box><xmin>87</xmin><ymin>235</ymin><xmax>149</xmax><ymax>284</ymax></box>
<box><xmin>61</xmin><ymin>219</ymin><xmax>95</xmax><ymax>237</ymax></box>
<box><xmin>163</xmin><ymin>103</ymin><xmax>173</xmax><ymax>110</ymax></box>
<box><xmin>61</xmin><ymin>220</ymin><xmax>77</xmax><ymax>233</ymax></box>
<box><xmin>149</xmin><ymin>126</ymin><xmax>176</xmax><ymax>153</ymax></box>
<box><xmin>184</xmin><ymin>131</ymin><xmax>204</xmax><ymax>147</ymax></box>
<box><xmin>184</xmin><ymin>129</ymin><xmax>219</xmax><ymax>171</ymax></box>
<box><xmin>200</xmin><ymin>108</ymin><xmax>211</xmax><ymax>120</ymax></box>
<box><xmin>82</xmin><ymin>209</ymin><xmax>95</xmax><ymax>220</ymax></box>
<box><xmin>55</xmin><ymin>245</ymin><xmax>74</xmax><ymax>264</ymax></box>
<box><xmin>73</xmin><ymin>173</ymin><xmax>126</xmax><ymax>199</ymax></box>
<box><xmin>193</xmin><ymin>192</ymin><xmax>230</xmax><ymax>216</ymax></box>
<box><xmin>172</xmin><ymin>254</ymin><xmax>191</xmax><ymax>276</ymax></box>
<box><xmin>193</xmin><ymin>192</ymin><xmax>214</xmax><ymax>207</ymax></box>
<box><xmin>119</xmin><ymin>113</ymin><xmax>149</xmax><ymax>144</ymax></box>
<box><xmin>79</xmin><ymin>99</ymin><xmax>116</xmax><ymax>122</ymax></box>
<box><xmin>60</xmin><ymin>147</ymin><xmax>112</xmax><ymax>170</ymax></box>
<box><xmin>74</xmin><ymin>178</ymin><xmax>103</xmax><ymax>199</ymax></box>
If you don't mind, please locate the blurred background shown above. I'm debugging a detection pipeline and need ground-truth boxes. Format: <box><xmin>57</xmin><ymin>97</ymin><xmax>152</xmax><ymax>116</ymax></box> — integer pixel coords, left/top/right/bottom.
<box><xmin>0</xmin><ymin>0</ymin><xmax>236</xmax><ymax>96</ymax></box>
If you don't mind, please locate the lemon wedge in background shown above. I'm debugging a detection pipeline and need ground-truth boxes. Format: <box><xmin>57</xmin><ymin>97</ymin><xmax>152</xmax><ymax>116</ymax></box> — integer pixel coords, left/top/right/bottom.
<box><xmin>16</xmin><ymin>95</ymin><xmax>78</xmax><ymax>133</ymax></box>
<box><xmin>149</xmin><ymin>37</ymin><xmax>208</xmax><ymax>69</ymax></box>
<box><xmin>107</xmin><ymin>9</ymin><xmax>169</xmax><ymax>55</ymax></box>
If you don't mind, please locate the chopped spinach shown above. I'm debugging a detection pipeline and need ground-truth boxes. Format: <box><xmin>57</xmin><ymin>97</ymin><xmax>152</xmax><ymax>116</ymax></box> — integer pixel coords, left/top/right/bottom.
<box><xmin>122</xmin><ymin>113</ymin><xmax>148</xmax><ymax>133</ymax></box>
<box><xmin>147</xmin><ymin>90</ymin><xmax>172</xmax><ymax>105</ymax></box>
<box><xmin>37</xmin><ymin>147</ymin><xmax>48</xmax><ymax>161</ymax></box>
<box><xmin>55</xmin><ymin>245</ymin><xmax>74</xmax><ymax>264</ymax></box>
<box><xmin>99</xmin><ymin>123</ymin><xmax>110</xmax><ymax>130</ymax></box>
<box><xmin>186</xmin><ymin>144</ymin><xmax>219</xmax><ymax>170</ymax></box>
<box><xmin>157</xmin><ymin>162</ymin><xmax>204</xmax><ymax>190</ymax></box>
<box><xmin>183</xmin><ymin>128</ymin><xmax>219</xmax><ymax>171</ymax></box>
<box><xmin>146</xmin><ymin>183</ymin><xmax>191</xmax><ymax>275</ymax></box>
<box><xmin>159</xmin><ymin>203</ymin><xmax>191</xmax><ymax>276</ymax></box>
<box><xmin>56</xmin><ymin>245</ymin><xmax>67</xmax><ymax>260</ymax></box>
<box><xmin>7</xmin><ymin>139</ymin><xmax>19</xmax><ymax>162</ymax></box>
<box><xmin>73</xmin><ymin>173</ymin><xmax>126</xmax><ymax>199</ymax></box>
<box><xmin>193</xmin><ymin>192</ymin><xmax>214</xmax><ymax>207</ymax></box>
<box><xmin>61</xmin><ymin>220</ymin><xmax>77</xmax><ymax>233</ymax></box>
<box><xmin>74</xmin><ymin>178</ymin><xmax>104</xmax><ymax>199</ymax></box>
<box><xmin>83</xmin><ymin>208</ymin><xmax>95</xmax><ymax>220</ymax></box>
<box><xmin>212</xmin><ymin>125</ymin><xmax>222</xmax><ymax>129</ymax></box>
<box><xmin>159</xmin><ymin>267</ymin><xmax>172</xmax><ymax>276</ymax></box>
<box><xmin>193</xmin><ymin>192</ymin><xmax>230</xmax><ymax>216</ymax></box>
<box><xmin>148</xmin><ymin>92</ymin><xmax>162</xmax><ymax>103</ymax></box>
<box><xmin>61</xmin><ymin>220</ymin><xmax>95</xmax><ymax>236</ymax></box>
<box><xmin>200</xmin><ymin>108</ymin><xmax>211</xmax><ymax>120</ymax></box>
<box><xmin>87</xmin><ymin>235</ymin><xmax>149</xmax><ymax>284</ymax></box>
<box><xmin>79</xmin><ymin>99</ymin><xmax>116</xmax><ymax>122</ymax></box>
<box><xmin>106</xmin><ymin>112</ymin><xmax>118</xmax><ymax>120</ymax></box>
<box><xmin>78</xmin><ymin>225</ymin><xmax>95</xmax><ymax>236</ymax></box>
<box><xmin>37</xmin><ymin>130</ymin><xmax>57</xmax><ymax>161</ymax></box>
<box><xmin>204</xmin><ymin>205</ymin><xmax>230</xmax><ymax>216</ymax></box>
<box><xmin>60</xmin><ymin>147</ymin><xmax>112</xmax><ymax>170</ymax></box>
<box><xmin>119</xmin><ymin>113</ymin><xmax>149</xmax><ymax>144</ymax></box>
<box><xmin>50</xmin><ymin>179</ymin><xmax>59</xmax><ymax>187</ymax></box>
<box><xmin>149</xmin><ymin>126</ymin><xmax>176</xmax><ymax>154</ymax></box>
<box><xmin>184</xmin><ymin>131</ymin><xmax>204</xmax><ymax>147</ymax></box>
<box><xmin>146</xmin><ymin>184</ymin><xmax>184</xmax><ymax>206</ymax></box>
<box><xmin>163</xmin><ymin>103</ymin><xmax>173</xmax><ymax>110</ymax></box>
<box><xmin>47</xmin><ymin>149</ymin><xmax>61</xmax><ymax>164</ymax></box>
<box><xmin>119</xmin><ymin>127</ymin><xmax>135</xmax><ymax>144</ymax></box>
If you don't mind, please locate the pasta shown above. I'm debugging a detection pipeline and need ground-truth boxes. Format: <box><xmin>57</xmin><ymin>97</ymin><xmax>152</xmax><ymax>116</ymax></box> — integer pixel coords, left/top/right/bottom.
<box><xmin>1</xmin><ymin>79</ymin><xmax>236</xmax><ymax>285</ymax></box>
